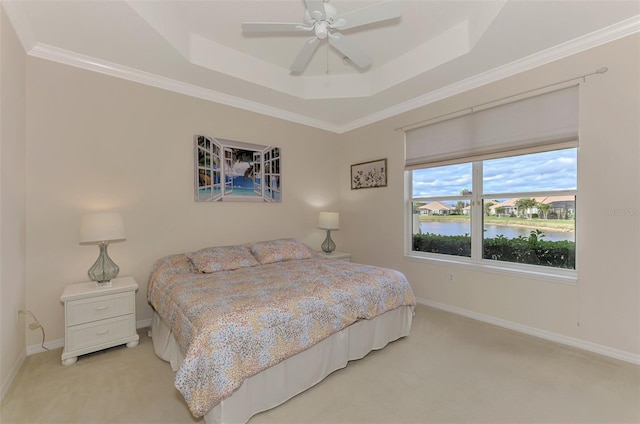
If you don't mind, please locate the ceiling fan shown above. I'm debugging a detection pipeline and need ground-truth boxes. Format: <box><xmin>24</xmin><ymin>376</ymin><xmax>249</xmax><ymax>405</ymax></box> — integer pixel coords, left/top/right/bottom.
<box><xmin>241</xmin><ymin>0</ymin><xmax>402</xmax><ymax>74</ymax></box>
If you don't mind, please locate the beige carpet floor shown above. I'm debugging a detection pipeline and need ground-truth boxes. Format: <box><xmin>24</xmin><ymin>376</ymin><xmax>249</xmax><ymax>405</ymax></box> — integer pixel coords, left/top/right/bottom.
<box><xmin>2</xmin><ymin>304</ymin><xmax>639</xmax><ymax>424</ymax></box>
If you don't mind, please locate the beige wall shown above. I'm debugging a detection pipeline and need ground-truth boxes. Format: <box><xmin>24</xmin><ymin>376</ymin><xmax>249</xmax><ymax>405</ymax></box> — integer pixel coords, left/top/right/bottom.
<box><xmin>6</xmin><ymin>21</ymin><xmax>638</xmax><ymax>365</ymax></box>
<box><xmin>24</xmin><ymin>57</ymin><xmax>341</xmax><ymax>346</ymax></box>
<box><xmin>0</xmin><ymin>6</ymin><xmax>27</xmax><ymax>396</ymax></box>
<box><xmin>339</xmin><ymin>34</ymin><xmax>640</xmax><ymax>357</ymax></box>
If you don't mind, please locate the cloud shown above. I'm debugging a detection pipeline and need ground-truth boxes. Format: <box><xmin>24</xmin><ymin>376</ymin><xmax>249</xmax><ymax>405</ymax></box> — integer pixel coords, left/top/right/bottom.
<box><xmin>413</xmin><ymin>148</ymin><xmax>577</xmax><ymax>197</ymax></box>
<box><xmin>230</xmin><ymin>161</ymin><xmax>250</xmax><ymax>177</ymax></box>
<box><xmin>412</xmin><ymin>167</ymin><xmax>472</xmax><ymax>197</ymax></box>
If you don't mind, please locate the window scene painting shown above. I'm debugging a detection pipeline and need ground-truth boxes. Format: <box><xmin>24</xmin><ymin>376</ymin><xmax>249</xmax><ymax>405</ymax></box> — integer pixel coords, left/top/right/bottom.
<box><xmin>195</xmin><ymin>135</ymin><xmax>281</xmax><ymax>202</ymax></box>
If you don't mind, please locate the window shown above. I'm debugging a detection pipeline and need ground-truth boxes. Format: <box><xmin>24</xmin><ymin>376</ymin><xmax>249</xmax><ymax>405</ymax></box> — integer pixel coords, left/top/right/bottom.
<box><xmin>410</xmin><ymin>148</ymin><xmax>577</xmax><ymax>271</ymax></box>
<box><xmin>404</xmin><ymin>85</ymin><xmax>579</xmax><ymax>277</ymax></box>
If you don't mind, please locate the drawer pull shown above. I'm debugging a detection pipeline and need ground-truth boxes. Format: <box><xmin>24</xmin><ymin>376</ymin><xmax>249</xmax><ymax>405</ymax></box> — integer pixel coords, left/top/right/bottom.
<box><xmin>96</xmin><ymin>329</ymin><xmax>110</xmax><ymax>335</ymax></box>
<box><xmin>95</xmin><ymin>305</ymin><xmax>110</xmax><ymax>311</ymax></box>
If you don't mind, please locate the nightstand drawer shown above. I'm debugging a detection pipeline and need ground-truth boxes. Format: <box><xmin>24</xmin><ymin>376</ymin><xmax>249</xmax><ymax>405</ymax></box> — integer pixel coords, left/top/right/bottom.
<box><xmin>65</xmin><ymin>314</ymin><xmax>135</xmax><ymax>352</ymax></box>
<box><xmin>66</xmin><ymin>292</ymin><xmax>134</xmax><ymax>326</ymax></box>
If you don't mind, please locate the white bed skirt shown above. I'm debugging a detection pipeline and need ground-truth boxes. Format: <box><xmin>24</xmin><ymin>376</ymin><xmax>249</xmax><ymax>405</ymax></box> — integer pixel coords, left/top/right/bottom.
<box><xmin>151</xmin><ymin>305</ymin><xmax>413</xmax><ymax>424</ymax></box>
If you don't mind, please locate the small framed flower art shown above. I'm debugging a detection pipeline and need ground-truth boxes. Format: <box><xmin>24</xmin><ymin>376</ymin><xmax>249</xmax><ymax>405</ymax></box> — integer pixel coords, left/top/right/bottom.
<box><xmin>350</xmin><ymin>158</ymin><xmax>387</xmax><ymax>190</ymax></box>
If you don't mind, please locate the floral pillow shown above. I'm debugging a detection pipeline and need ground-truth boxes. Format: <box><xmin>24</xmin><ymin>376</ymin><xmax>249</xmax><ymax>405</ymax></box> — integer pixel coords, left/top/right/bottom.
<box><xmin>250</xmin><ymin>238</ymin><xmax>314</xmax><ymax>265</ymax></box>
<box><xmin>187</xmin><ymin>244</ymin><xmax>259</xmax><ymax>273</ymax></box>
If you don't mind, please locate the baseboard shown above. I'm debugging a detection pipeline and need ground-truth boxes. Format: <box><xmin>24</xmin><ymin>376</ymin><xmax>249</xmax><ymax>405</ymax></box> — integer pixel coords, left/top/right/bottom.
<box><xmin>22</xmin><ymin>305</ymin><xmax>638</xmax><ymax>365</ymax></box>
<box><xmin>26</xmin><ymin>317</ymin><xmax>154</xmax><ymax>356</ymax></box>
<box><xmin>25</xmin><ymin>337</ymin><xmax>64</xmax><ymax>356</ymax></box>
<box><xmin>137</xmin><ymin>318</ymin><xmax>152</xmax><ymax>329</ymax></box>
<box><xmin>1</xmin><ymin>348</ymin><xmax>26</xmax><ymax>402</ymax></box>
<box><xmin>416</xmin><ymin>297</ymin><xmax>640</xmax><ymax>365</ymax></box>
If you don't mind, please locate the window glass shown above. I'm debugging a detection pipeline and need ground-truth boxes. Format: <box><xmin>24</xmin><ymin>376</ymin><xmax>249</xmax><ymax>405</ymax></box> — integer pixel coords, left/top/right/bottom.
<box><xmin>483</xmin><ymin>149</ymin><xmax>577</xmax><ymax>194</ymax></box>
<box><xmin>410</xmin><ymin>148</ymin><xmax>576</xmax><ymax>270</ymax></box>
<box><xmin>412</xmin><ymin>163</ymin><xmax>472</xmax><ymax>197</ymax></box>
<box><xmin>412</xmin><ymin>163</ymin><xmax>472</xmax><ymax>258</ymax></box>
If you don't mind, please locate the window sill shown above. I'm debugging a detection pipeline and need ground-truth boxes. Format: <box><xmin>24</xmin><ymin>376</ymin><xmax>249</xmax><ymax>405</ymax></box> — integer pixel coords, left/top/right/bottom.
<box><xmin>404</xmin><ymin>253</ymin><xmax>578</xmax><ymax>285</ymax></box>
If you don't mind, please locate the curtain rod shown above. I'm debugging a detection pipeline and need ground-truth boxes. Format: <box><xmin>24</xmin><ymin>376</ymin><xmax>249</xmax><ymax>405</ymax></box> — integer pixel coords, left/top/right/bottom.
<box><xmin>395</xmin><ymin>67</ymin><xmax>608</xmax><ymax>132</ymax></box>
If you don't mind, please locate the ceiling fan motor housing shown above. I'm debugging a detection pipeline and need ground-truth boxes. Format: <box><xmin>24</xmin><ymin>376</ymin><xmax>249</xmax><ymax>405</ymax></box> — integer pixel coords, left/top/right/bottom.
<box><xmin>314</xmin><ymin>21</ymin><xmax>329</xmax><ymax>39</ymax></box>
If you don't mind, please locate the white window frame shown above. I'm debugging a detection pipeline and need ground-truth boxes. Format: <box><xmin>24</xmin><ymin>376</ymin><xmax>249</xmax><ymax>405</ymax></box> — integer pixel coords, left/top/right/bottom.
<box><xmin>405</xmin><ymin>152</ymin><xmax>578</xmax><ymax>285</ymax></box>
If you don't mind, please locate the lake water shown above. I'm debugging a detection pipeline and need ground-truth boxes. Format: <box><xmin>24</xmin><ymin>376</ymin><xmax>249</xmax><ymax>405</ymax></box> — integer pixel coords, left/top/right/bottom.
<box><xmin>419</xmin><ymin>222</ymin><xmax>574</xmax><ymax>242</ymax></box>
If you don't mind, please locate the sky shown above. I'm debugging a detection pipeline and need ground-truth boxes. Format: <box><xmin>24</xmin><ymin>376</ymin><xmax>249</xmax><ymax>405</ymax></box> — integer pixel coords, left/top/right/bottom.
<box><xmin>412</xmin><ymin>148</ymin><xmax>577</xmax><ymax>199</ymax></box>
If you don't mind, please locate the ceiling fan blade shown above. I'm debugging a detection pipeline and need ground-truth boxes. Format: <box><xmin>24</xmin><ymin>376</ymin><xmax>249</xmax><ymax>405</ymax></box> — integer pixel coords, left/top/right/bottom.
<box><xmin>290</xmin><ymin>37</ymin><xmax>321</xmax><ymax>73</ymax></box>
<box><xmin>328</xmin><ymin>33</ymin><xmax>372</xmax><ymax>69</ymax></box>
<box><xmin>242</xmin><ymin>22</ymin><xmax>311</xmax><ymax>33</ymax></box>
<box><xmin>333</xmin><ymin>0</ymin><xmax>401</xmax><ymax>30</ymax></box>
<box><xmin>304</xmin><ymin>0</ymin><xmax>326</xmax><ymax>21</ymax></box>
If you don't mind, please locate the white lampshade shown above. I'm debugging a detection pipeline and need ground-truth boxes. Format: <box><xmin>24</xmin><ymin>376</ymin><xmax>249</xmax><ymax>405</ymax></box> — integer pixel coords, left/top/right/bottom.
<box><xmin>80</xmin><ymin>212</ymin><xmax>126</xmax><ymax>244</ymax></box>
<box><xmin>318</xmin><ymin>212</ymin><xmax>339</xmax><ymax>230</ymax></box>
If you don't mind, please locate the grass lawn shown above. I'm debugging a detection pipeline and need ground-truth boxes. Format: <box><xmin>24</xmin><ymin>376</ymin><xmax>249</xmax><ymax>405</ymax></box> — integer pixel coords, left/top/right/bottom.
<box><xmin>419</xmin><ymin>214</ymin><xmax>574</xmax><ymax>232</ymax></box>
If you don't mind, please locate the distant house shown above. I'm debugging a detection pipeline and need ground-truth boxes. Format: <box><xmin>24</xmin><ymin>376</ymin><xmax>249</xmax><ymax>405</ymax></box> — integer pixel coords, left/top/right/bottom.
<box><xmin>540</xmin><ymin>195</ymin><xmax>576</xmax><ymax>218</ymax></box>
<box><xmin>419</xmin><ymin>201</ymin><xmax>455</xmax><ymax>215</ymax></box>
<box><xmin>489</xmin><ymin>198</ymin><xmax>520</xmax><ymax>216</ymax></box>
<box><xmin>489</xmin><ymin>196</ymin><xmax>575</xmax><ymax>218</ymax></box>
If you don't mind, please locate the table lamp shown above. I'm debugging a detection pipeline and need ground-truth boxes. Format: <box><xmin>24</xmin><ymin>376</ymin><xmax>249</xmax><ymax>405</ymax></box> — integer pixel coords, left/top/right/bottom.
<box><xmin>318</xmin><ymin>212</ymin><xmax>339</xmax><ymax>254</ymax></box>
<box><xmin>80</xmin><ymin>212</ymin><xmax>126</xmax><ymax>286</ymax></box>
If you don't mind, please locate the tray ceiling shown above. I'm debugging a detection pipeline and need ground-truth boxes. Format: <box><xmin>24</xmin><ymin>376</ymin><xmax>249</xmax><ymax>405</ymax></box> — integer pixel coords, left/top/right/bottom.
<box><xmin>3</xmin><ymin>0</ymin><xmax>639</xmax><ymax>132</ymax></box>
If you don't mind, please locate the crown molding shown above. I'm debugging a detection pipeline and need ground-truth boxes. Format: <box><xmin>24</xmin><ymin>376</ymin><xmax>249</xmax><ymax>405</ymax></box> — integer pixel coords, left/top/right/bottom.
<box><xmin>28</xmin><ymin>43</ymin><xmax>343</xmax><ymax>134</ymax></box>
<box><xmin>14</xmin><ymin>12</ymin><xmax>640</xmax><ymax>134</ymax></box>
<box><xmin>340</xmin><ymin>14</ymin><xmax>640</xmax><ymax>133</ymax></box>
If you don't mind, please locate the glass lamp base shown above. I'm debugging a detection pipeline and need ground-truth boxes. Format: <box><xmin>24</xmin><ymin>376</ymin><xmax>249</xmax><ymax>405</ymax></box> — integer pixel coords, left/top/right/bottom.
<box><xmin>321</xmin><ymin>230</ymin><xmax>336</xmax><ymax>254</ymax></box>
<box><xmin>88</xmin><ymin>242</ymin><xmax>119</xmax><ymax>284</ymax></box>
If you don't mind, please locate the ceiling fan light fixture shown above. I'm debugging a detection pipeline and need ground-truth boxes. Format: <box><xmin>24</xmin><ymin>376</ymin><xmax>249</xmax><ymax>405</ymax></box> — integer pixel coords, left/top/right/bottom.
<box><xmin>315</xmin><ymin>21</ymin><xmax>329</xmax><ymax>39</ymax></box>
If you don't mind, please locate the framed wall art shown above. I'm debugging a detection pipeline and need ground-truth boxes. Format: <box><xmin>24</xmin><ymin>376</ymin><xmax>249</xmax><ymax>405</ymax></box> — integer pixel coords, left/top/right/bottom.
<box><xmin>195</xmin><ymin>135</ymin><xmax>281</xmax><ymax>202</ymax></box>
<box><xmin>351</xmin><ymin>158</ymin><xmax>387</xmax><ymax>190</ymax></box>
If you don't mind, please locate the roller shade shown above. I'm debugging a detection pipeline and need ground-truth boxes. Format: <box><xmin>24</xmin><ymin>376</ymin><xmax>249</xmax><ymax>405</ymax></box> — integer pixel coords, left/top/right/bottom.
<box><xmin>405</xmin><ymin>85</ymin><xmax>579</xmax><ymax>169</ymax></box>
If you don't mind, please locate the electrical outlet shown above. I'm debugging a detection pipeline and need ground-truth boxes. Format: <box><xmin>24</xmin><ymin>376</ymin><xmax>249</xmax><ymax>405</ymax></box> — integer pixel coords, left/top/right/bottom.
<box><xmin>28</xmin><ymin>322</ymin><xmax>42</xmax><ymax>331</ymax></box>
<box><xmin>448</xmin><ymin>273</ymin><xmax>455</xmax><ymax>282</ymax></box>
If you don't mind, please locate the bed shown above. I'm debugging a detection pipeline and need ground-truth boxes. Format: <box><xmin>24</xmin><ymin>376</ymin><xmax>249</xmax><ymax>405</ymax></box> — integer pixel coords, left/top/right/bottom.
<box><xmin>147</xmin><ymin>239</ymin><xmax>416</xmax><ymax>423</ymax></box>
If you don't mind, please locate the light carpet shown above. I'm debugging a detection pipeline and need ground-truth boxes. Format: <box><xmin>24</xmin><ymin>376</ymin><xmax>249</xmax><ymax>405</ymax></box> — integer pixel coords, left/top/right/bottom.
<box><xmin>2</xmin><ymin>304</ymin><xmax>639</xmax><ymax>423</ymax></box>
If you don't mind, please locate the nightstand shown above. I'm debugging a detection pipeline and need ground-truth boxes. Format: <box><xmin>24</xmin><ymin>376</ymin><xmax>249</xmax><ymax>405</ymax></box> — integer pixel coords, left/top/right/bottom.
<box><xmin>60</xmin><ymin>276</ymin><xmax>139</xmax><ymax>366</ymax></box>
<box><xmin>319</xmin><ymin>251</ymin><xmax>351</xmax><ymax>262</ymax></box>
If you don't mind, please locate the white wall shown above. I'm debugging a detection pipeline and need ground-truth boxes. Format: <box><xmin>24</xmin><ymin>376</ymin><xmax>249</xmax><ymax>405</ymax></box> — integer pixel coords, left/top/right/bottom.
<box><xmin>339</xmin><ymin>34</ymin><xmax>640</xmax><ymax>359</ymax></box>
<box><xmin>23</xmin><ymin>57</ymin><xmax>342</xmax><ymax>346</ymax></box>
<box><xmin>0</xmin><ymin>6</ymin><xmax>27</xmax><ymax>397</ymax></box>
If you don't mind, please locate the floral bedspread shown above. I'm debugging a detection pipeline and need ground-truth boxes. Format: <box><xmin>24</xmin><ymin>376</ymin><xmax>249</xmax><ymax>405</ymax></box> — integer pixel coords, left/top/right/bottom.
<box><xmin>147</xmin><ymin>254</ymin><xmax>416</xmax><ymax>418</ymax></box>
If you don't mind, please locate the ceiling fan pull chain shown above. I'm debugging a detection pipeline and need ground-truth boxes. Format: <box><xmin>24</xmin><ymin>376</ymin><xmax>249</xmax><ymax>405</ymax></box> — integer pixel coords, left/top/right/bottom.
<box><xmin>326</xmin><ymin>42</ymin><xmax>329</xmax><ymax>74</ymax></box>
